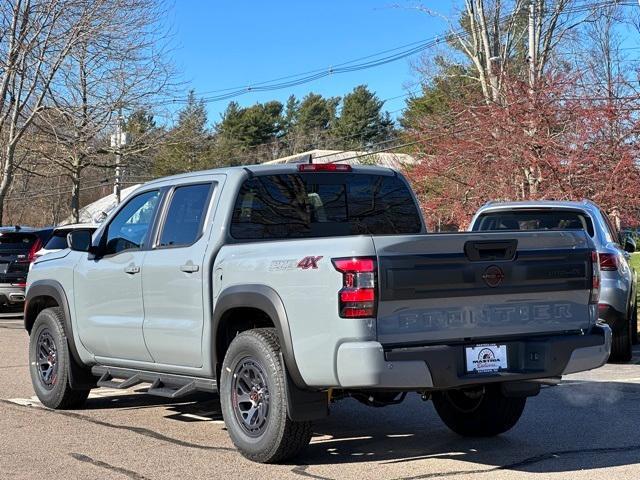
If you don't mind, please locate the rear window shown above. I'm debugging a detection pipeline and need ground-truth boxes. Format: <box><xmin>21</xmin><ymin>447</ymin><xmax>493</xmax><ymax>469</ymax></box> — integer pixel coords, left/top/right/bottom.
<box><xmin>230</xmin><ymin>173</ymin><xmax>422</xmax><ymax>240</ymax></box>
<box><xmin>473</xmin><ymin>210</ymin><xmax>595</xmax><ymax>237</ymax></box>
<box><xmin>0</xmin><ymin>232</ymin><xmax>37</xmax><ymax>249</ymax></box>
<box><xmin>158</xmin><ymin>183</ymin><xmax>212</xmax><ymax>247</ymax></box>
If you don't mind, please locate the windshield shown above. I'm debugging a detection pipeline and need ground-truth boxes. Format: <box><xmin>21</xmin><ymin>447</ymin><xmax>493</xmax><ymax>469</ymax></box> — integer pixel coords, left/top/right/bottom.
<box><xmin>45</xmin><ymin>231</ymin><xmax>72</xmax><ymax>250</ymax></box>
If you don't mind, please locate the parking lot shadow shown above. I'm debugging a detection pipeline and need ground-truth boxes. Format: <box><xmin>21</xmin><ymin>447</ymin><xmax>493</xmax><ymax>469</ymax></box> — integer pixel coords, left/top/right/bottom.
<box><xmin>77</xmin><ymin>377</ymin><xmax>640</xmax><ymax>474</ymax></box>
<box><xmin>82</xmin><ymin>390</ymin><xmax>225</xmax><ymax>420</ymax></box>
<box><xmin>297</xmin><ymin>380</ymin><xmax>640</xmax><ymax>474</ymax></box>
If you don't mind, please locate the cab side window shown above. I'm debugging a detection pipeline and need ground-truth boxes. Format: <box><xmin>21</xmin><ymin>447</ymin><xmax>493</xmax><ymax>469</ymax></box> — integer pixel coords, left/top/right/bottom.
<box><xmin>103</xmin><ymin>190</ymin><xmax>160</xmax><ymax>255</ymax></box>
<box><xmin>158</xmin><ymin>183</ymin><xmax>212</xmax><ymax>248</ymax></box>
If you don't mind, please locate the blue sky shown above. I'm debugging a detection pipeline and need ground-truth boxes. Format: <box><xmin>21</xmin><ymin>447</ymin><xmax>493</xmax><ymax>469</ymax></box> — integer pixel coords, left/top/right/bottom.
<box><xmin>168</xmin><ymin>1</ymin><xmax>448</xmax><ymax>125</ymax></box>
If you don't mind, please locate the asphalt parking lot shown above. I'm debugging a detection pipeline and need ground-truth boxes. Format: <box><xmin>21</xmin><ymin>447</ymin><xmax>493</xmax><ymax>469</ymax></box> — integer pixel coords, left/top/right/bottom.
<box><xmin>2</xmin><ymin>316</ymin><xmax>640</xmax><ymax>480</ymax></box>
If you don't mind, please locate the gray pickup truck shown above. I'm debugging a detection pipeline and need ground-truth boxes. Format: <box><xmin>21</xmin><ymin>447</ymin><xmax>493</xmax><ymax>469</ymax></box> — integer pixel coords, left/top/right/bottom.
<box><xmin>25</xmin><ymin>163</ymin><xmax>610</xmax><ymax>463</ymax></box>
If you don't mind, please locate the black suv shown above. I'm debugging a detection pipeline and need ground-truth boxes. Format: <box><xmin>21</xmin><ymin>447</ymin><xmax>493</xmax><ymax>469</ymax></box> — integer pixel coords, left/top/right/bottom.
<box><xmin>0</xmin><ymin>226</ymin><xmax>52</xmax><ymax>312</ymax></box>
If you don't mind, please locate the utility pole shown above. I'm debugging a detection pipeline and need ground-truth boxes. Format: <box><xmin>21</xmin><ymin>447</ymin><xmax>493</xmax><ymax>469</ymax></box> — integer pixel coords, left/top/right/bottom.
<box><xmin>528</xmin><ymin>0</ymin><xmax>537</xmax><ymax>90</ymax></box>
<box><xmin>110</xmin><ymin>106</ymin><xmax>128</xmax><ymax>204</ymax></box>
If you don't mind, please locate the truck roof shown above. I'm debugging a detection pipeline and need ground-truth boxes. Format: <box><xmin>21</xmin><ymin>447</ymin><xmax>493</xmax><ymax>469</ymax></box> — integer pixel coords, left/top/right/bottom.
<box><xmin>475</xmin><ymin>200</ymin><xmax>601</xmax><ymax>216</ymax></box>
<box><xmin>142</xmin><ymin>163</ymin><xmax>397</xmax><ymax>187</ymax></box>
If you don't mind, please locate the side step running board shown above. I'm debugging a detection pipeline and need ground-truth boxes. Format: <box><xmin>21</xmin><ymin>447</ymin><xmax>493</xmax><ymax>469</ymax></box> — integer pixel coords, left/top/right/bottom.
<box><xmin>92</xmin><ymin>365</ymin><xmax>217</xmax><ymax>399</ymax></box>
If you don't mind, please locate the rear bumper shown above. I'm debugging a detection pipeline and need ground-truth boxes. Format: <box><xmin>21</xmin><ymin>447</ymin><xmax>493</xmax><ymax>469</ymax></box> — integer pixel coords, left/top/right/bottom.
<box><xmin>335</xmin><ymin>324</ymin><xmax>611</xmax><ymax>389</ymax></box>
<box><xmin>0</xmin><ymin>284</ymin><xmax>26</xmax><ymax>306</ymax></box>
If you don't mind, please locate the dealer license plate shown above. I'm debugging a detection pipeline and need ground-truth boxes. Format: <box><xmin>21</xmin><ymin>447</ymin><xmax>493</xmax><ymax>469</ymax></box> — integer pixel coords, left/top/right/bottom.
<box><xmin>465</xmin><ymin>344</ymin><xmax>508</xmax><ymax>373</ymax></box>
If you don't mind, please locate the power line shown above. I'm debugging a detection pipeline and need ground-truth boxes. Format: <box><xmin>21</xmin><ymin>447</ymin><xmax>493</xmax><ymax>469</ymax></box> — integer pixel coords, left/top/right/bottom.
<box><xmin>151</xmin><ymin>0</ymin><xmax>634</xmax><ymax>107</ymax></box>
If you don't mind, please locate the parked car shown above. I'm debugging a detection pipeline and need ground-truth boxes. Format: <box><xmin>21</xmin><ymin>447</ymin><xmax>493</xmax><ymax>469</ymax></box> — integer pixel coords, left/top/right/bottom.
<box><xmin>25</xmin><ymin>164</ymin><xmax>610</xmax><ymax>463</ymax></box>
<box><xmin>0</xmin><ymin>226</ymin><xmax>52</xmax><ymax>312</ymax></box>
<box><xmin>470</xmin><ymin>200</ymin><xmax>637</xmax><ymax>361</ymax></box>
<box><xmin>31</xmin><ymin>223</ymin><xmax>98</xmax><ymax>264</ymax></box>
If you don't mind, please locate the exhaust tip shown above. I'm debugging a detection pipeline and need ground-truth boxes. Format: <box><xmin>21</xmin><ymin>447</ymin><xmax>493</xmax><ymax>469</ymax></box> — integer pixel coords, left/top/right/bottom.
<box><xmin>9</xmin><ymin>293</ymin><xmax>25</xmax><ymax>302</ymax></box>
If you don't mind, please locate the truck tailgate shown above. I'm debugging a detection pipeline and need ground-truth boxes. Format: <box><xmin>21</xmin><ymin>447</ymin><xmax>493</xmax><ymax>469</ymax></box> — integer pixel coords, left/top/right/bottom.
<box><xmin>374</xmin><ymin>231</ymin><xmax>594</xmax><ymax>346</ymax></box>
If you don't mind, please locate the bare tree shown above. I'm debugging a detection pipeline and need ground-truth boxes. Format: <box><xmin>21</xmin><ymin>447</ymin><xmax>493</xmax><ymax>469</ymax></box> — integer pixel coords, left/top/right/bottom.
<box><xmin>0</xmin><ymin>0</ymin><xmax>174</xmax><ymax>224</ymax></box>
<box><xmin>0</xmin><ymin>0</ymin><xmax>100</xmax><ymax>224</ymax></box>
<box><xmin>419</xmin><ymin>0</ymin><xmax>598</xmax><ymax>103</ymax></box>
<box><xmin>33</xmin><ymin>0</ymin><xmax>174</xmax><ymax>222</ymax></box>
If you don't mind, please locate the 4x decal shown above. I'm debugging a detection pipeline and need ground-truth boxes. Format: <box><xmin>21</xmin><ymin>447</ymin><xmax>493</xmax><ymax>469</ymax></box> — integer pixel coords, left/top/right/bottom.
<box><xmin>297</xmin><ymin>256</ymin><xmax>323</xmax><ymax>270</ymax></box>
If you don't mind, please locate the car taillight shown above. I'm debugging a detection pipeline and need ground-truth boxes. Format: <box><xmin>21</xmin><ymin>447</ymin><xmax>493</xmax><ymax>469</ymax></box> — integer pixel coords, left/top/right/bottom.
<box><xmin>590</xmin><ymin>251</ymin><xmax>601</xmax><ymax>304</ymax></box>
<box><xmin>332</xmin><ymin>257</ymin><xmax>377</xmax><ymax>318</ymax></box>
<box><xmin>598</xmin><ymin>252</ymin><xmax>618</xmax><ymax>271</ymax></box>
<box><xmin>27</xmin><ymin>238</ymin><xmax>42</xmax><ymax>263</ymax></box>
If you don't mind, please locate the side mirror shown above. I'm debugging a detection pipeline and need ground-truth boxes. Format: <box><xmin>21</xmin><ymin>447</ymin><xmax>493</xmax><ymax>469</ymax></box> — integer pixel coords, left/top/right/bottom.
<box><xmin>67</xmin><ymin>230</ymin><xmax>93</xmax><ymax>252</ymax></box>
<box><xmin>624</xmin><ymin>236</ymin><xmax>636</xmax><ymax>253</ymax></box>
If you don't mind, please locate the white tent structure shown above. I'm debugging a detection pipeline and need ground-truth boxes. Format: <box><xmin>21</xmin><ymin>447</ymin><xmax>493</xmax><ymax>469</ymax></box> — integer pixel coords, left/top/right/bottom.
<box><xmin>262</xmin><ymin>149</ymin><xmax>416</xmax><ymax>169</ymax></box>
<box><xmin>62</xmin><ymin>184</ymin><xmax>141</xmax><ymax>225</ymax></box>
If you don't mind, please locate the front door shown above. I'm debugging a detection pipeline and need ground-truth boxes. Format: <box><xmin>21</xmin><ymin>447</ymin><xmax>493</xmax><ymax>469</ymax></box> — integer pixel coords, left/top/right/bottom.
<box><xmin>142</xmin><ymin>180</ymin><xmax>219</xmax><ymax>367</ymax></box>
<box><xmin>75</xmin><ymin>189</ymin><xmax>161</xmax><ymax>362</ymax></box>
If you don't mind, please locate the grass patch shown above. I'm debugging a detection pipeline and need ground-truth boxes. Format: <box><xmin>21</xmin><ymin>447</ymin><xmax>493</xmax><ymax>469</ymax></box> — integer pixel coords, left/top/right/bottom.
<box><xmin>629</xmin><ymin>252</ymin><xmax>640</xmax><ymax>273</ymax></box>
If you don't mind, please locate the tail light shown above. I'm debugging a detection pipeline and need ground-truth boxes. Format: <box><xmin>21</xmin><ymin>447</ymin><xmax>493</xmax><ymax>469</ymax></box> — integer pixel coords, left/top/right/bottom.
<box><xmin>332</xmin><ymin>257</ymin><xmax>377</xmax><ymax>318</ymax></box>
<box><xmin>27</xmin><ymin>238</ymin><xmax>42</xmax><ymax>263</ymax></box>
<box><xmin>298</xmin><ymin>163</ymin><xmax>352</xmax><ymax>172</ymax></box>
<box><xmin>598</xmin><ymin>253</ymin><xmax>618</xmax><ymax>271</ymax></box>
<box><xmin>590</xmin><ymin>251</ymin><xmax>601</xmax><ymax>304</ymax></box>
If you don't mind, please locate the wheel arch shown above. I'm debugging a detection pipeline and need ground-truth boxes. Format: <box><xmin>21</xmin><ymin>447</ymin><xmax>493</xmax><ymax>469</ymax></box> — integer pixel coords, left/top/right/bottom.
<box><xmin>25</xmin><ymin>280</ymin><xmax>80</xmax><ymax>363</ymax></box>
<box><xmin>212</xmin><ymin>284</ymin><xmax>306</xmax><ymax>388</ymax></box>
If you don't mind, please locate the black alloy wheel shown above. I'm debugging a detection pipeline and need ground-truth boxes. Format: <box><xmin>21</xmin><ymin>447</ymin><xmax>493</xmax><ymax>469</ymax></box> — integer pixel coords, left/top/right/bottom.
<box><xmin>36</xmin><ymin>329</ymin><xmax>59</xmax><ymax>389</ymax></box>
<box><xmin>231</xmin><ymin>358</ymin><xmax>271</xmax><ymax>437</ymax></box>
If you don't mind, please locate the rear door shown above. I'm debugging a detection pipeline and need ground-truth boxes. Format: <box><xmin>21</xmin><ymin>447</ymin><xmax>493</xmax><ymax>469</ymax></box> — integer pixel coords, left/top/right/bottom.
<box><xmin>373</xmin><ymin>231</ymin><xmax>594</xmax><ymax>346</ymax></box>
<box><xmin>142</xmin><ymin>178</ymin><xmax>222</xmax><ymax>367</ymax></box>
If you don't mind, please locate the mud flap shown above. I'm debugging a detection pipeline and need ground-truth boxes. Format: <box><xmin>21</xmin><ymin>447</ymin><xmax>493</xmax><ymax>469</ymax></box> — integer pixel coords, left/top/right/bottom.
<box><xmin>67</xmin><ymin>342</ymin><xmax>97</xmax><ymax>390</ymax></box>
<box><xmin>281</xmin><ymin>353</ymin><xmax>328</xmax><ymax>421</ymax></box>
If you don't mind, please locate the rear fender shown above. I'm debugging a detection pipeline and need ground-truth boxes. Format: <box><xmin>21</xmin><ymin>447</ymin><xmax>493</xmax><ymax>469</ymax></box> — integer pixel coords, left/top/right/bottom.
<box><xmin>212</xmin><ymin>284</ymin><xmax>304</xmax><ymax>387</ymax></box>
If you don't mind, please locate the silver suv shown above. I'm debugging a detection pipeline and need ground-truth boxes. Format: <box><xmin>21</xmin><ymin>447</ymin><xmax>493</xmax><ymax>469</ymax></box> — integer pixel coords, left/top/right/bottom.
<box><xmin>471</xmin><ymin>200</ymin><xmax>637</xmax><ymax>361</ymax></box>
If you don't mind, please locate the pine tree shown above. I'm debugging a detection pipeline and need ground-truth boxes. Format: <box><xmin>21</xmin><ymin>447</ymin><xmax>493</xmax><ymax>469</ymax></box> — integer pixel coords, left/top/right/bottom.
<box><xmin>283</xmin><ymin>93</ymin><xmax>338</xmax><ymax>153</ymax></box>
<box><xmin>213</xmin><ymin>100</ymin><xmax>284</xmax><ymax>165</ymax></box>
<box><xmin>155</xmin><ymin>91</ymin><xmax>212</xmax><ymax>176</ymax></box>
<box><xmin>332</xmin><ymin>85</ymin><xmax>393</xmax><ymax>150</ymax></box>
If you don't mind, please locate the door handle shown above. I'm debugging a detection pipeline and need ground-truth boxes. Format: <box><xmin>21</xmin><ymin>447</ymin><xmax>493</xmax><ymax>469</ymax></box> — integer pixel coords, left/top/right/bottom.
<box><xmin>180</xmin><ymin>264</ymin><xmax>199</xmax><ymax>273</ymax></box>
<box><xmin>124</xmin><ymin>265</ymin><xmax>140</xmax><ymax>274</ymax></box>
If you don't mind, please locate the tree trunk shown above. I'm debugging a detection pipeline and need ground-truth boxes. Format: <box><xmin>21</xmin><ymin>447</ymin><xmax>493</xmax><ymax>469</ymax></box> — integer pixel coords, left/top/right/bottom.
<box><xmin>70</xmin><ymin>166</ymin><xmax>82</xmax><ymax>223</ymax></box>
<box><xmin>0</xmin><ymin>142</ymin><xmax>17</xmax><ymax>226</ymax></box>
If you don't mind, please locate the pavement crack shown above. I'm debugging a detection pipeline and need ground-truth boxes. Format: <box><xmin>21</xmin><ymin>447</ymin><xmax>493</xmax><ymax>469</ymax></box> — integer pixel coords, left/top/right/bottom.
<box><xmin>1</xmin><ymin>399</ymin><xmax>235</xmax><ymax>452</ymax></box>
<box><xmin>69</xmin><ymin>453</ymin><xmax>150</xmax><ymax>480</ymax></box>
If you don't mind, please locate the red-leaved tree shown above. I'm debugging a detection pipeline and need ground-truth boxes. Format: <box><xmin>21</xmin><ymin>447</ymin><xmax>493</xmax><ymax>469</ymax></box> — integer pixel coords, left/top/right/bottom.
<box><xmin>405</xmin><ymin>76</ymin><xmax>640</xmax><ymax>230</ymax></box>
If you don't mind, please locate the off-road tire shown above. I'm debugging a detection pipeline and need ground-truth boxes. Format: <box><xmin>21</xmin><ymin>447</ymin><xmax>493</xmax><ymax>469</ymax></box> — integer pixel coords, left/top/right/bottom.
<box><xmin>432</xmin><ymin>385</ymin><xmax>526</xmax><ymax>437</ymax></box>
<box><xmin>610</xmin><ymin>314</ymin><xmax>633</xmax><ymax>362</ymax></box>
<box><xmin>29</xmin><ymin>307</ymin><xmax>90</xmax><ymax>409</ymax></box>
<box><xmin>220</xmin><ymin>328</ymin><xmax>312</xmax><ymax>463</ymax></box>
